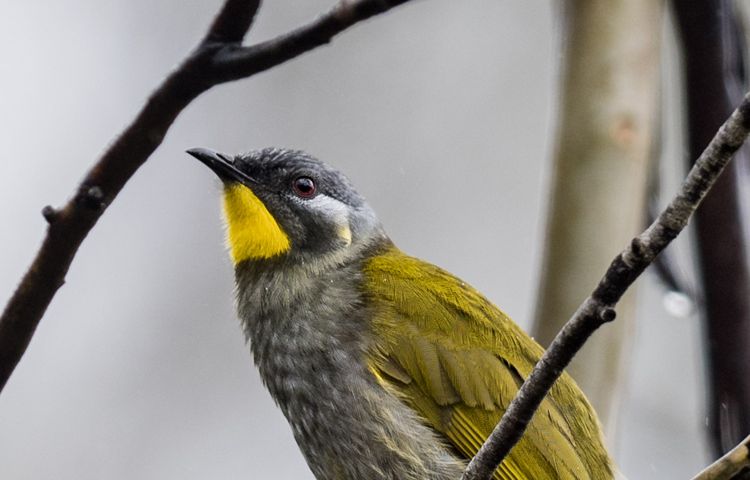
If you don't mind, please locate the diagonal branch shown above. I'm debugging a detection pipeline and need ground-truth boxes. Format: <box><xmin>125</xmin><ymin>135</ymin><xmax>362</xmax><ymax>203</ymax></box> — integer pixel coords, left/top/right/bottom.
<box><xmin>462</xmin><ymin>93</ymin><xmax>750</xmax><ymax>480</ymax></box>
<box><xmin>692</xmin><ymin>434</ymin><xmax>750</xmax><ymax>480</ymax></box>
<box><xmin>205</xmin><ymin>0</ymin><xmax>261</xmax><ymax>43</ymax></box>
<box><xmin>0</xmin><ymin>0</ymin><xmax>417</xmax><ymax>393</ymax></box>
<box><xmin>209</xmin><ymin>0</ymin><xmax>412</xmax><ymax>82</ymax></box>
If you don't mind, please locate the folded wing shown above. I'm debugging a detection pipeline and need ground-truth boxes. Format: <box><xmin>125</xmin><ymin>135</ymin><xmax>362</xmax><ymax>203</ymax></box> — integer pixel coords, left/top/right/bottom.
<box><xmin>363</xmin><ymin>247</ymin><xmax>614</xmax><ymax>480</ymax></box>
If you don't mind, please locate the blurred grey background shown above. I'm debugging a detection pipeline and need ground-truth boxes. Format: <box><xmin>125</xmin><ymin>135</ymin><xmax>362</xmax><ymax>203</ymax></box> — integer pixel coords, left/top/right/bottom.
<box><xmin>0</xmin><ymin>0</ymin><xmax>706</xmax><ymax>478</ymax></box>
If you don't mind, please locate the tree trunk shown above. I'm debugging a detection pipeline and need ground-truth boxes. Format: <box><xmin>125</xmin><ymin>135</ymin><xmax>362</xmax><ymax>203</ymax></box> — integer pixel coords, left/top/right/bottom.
<box><xmin>673</xmin><ymin>0</ymin><xmax>750</xmax><ymax>459</ymax></box>
<box><xmin>533</xmin><ymin>0</ymin><xmax>663</xmax><ymax>436</ymax></box>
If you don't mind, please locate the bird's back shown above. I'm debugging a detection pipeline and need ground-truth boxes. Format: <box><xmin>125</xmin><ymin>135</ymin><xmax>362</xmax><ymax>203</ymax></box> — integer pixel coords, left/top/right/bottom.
<box><xmin>362</xmin><ymin>246</ymin><xmax>616</xmax><ymax>480</ymax></box>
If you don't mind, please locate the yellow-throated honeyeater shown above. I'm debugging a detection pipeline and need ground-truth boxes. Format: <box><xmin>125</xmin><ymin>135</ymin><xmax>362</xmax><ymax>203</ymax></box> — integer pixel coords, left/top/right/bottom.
<box><xmin>188</xmin><ymin>147</ymin><xmax>616</xmax><ymax>480</ymax></box>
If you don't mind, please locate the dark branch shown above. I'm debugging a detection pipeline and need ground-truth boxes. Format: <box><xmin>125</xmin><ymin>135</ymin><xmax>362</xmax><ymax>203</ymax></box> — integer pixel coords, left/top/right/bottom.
<box><xmin>0</xmin><ymin>0</ymin><xmax>416</xmax><ymax>393</ymax></box>
<box><xmin>673</xmin><ymin>0</ymin><xmax>750</xmax><ymax>457</ymax></box>
<box><xmin>210</xmin><ymin>0</ymin><xmax>413</xmax><ymax>82</ymax></box>
<box><xmin>205</xmin><ymin>0</ymin><xmax>261</xmax><ymax>43</ymax></box>
<box><xmin>462</xmin><ymin>92</ymin><xmax>750</xmax><ymax>480</ymax></box>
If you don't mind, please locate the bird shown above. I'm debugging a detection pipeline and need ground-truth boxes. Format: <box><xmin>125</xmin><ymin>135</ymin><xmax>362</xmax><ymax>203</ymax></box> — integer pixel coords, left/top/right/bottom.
<box><xmin>187</xmin><ymin>147</ymin><xmax>617</xmax><ymax>480</ymax></box>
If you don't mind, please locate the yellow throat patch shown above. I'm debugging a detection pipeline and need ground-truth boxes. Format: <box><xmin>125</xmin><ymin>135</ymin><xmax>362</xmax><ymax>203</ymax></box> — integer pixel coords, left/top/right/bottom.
<box><xmin>222</xmin><ymin>184</ymin><xmax>291</xmax><ymax>264</ymax></box>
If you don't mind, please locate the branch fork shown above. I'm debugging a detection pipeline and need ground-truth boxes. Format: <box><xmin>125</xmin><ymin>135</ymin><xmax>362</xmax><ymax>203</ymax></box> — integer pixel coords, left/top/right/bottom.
<box><xmin>0</xmin><ymin>0</ymin><xmax>417</xmax><ymax>393</ymax></box>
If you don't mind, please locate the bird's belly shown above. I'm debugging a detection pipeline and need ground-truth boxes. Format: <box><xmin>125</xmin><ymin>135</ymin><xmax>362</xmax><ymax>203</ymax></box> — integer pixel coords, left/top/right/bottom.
<box><xmin>259</xmin><ymin>348</ymin><xmax>464</xmax><ymax>480</ymax></box>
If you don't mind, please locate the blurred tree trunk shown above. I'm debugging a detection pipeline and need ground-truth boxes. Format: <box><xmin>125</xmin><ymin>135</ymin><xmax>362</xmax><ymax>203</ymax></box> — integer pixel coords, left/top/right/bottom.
<box><xmin>672</xmin><ymin>0</ymin><xmax>750</xmax><ymax>459</ymax></box>
<box><xmin>532</xmin><ymin>0</ymin><xmax>663</xmax><ymax>436</ymax></box>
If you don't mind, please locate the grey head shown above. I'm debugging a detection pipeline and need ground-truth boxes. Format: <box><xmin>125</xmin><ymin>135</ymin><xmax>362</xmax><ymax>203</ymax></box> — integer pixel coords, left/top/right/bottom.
<box><xmin>187</xmin><ymin>147</ymin><xmax>386</xmax><ymax>268</ymax></box>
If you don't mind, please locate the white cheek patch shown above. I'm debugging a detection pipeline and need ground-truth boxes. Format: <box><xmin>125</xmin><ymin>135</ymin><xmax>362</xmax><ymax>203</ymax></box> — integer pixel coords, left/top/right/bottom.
<box><xmin>306</xmin><ymin>194</ymin><xmax>352</xmax><ymax>247</ymax></box>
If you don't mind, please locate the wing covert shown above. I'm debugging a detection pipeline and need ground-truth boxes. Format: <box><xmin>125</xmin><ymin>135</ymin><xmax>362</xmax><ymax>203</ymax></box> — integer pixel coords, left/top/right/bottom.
<box><xmin>363</xmin><ymin>247</ymin><xmax>614</xmax><ymax>480</ymax></box>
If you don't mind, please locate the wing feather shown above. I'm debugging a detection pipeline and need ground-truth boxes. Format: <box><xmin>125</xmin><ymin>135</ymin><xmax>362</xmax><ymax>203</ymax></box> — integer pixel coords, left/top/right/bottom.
<box><xmin>363</xmin><ymin>247</ymin><xmax>614</xmax><ymax>480</ymax></box>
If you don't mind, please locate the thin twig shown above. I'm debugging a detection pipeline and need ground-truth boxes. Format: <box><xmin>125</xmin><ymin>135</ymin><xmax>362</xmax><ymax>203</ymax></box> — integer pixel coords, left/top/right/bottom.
<box><xmin>462</xmin><ymin>93</ymin><xmax>750</xmax><ymax>480</ymax></box>
<box><xmin>0</xmin><ymin>0</ymin><xmax>416</xmax><ymax>393</ymax></box>
<box><xmin>647</xmin><ymin>195</ymin><xmax>697</xmax><ymax>300</ymax></box>
<box><xmin>692</xmin><ymin>434</ymin><xmax>750</xmax><ymax>480</ymax></box>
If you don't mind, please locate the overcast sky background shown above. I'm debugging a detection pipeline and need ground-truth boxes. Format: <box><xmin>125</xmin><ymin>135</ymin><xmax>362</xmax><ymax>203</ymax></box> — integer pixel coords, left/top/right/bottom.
<box><xmin>1</xmin><ymin>1</ymin><xmax>707</xmax><ymax>478</ymax></box>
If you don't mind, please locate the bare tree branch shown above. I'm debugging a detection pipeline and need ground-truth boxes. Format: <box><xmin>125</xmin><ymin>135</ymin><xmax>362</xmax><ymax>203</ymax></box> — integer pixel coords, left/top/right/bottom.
<box><xmin>462</xmin><ymin>92</ymin><xmax>750</xmax><ymax>480</ymax></box>
<box><xmin>647</xmin><ymin>195</ymin><xmax>698</xmax><ymax>299</ymax></box>
<box><xmin>210</xmin><ymin>0</ymin><xmax>412</xmax><ymax>82</ymax></box>
<box><xmin>692</xmin><ymin>434</ymin><xmax>750</xmax><ymax>480</ymax></box>
<box><xmin>0</xmin><ymin>0</ymin><xmax>416</xmax><ymax>393</ymax></box>
<box><xmin>206</xmin><ymin>0</ymin><xmax>260</xmax><ymax>43</ymax></box>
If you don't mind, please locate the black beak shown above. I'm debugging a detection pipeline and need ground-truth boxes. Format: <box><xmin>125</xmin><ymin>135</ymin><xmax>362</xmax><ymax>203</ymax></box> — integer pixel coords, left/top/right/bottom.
<box><xmin>187</xmin><ymin>147</ymin><xmax>258</xmax><ymax>186</ymax></box>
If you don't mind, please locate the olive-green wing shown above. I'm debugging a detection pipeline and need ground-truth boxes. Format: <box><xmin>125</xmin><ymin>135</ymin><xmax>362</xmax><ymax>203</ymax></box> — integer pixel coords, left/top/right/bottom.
<box><xmin>363</xmin><ymin>247</ymin><xmax>614</xmax><ymax>480</ymax></box>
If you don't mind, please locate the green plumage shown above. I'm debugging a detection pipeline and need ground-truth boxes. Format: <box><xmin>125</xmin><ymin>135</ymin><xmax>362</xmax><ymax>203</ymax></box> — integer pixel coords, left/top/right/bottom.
<box><xmin>364</xmin><ymin>246</ymin><xmax>615</xmax><ymax>480</ymax></box>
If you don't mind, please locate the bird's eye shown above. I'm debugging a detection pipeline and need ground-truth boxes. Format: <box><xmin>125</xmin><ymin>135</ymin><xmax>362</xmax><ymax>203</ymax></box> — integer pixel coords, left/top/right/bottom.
<box><xmin>292</xmin><ymin>176</ymin><xmax>317</xmax><ymax>199</ymax></box>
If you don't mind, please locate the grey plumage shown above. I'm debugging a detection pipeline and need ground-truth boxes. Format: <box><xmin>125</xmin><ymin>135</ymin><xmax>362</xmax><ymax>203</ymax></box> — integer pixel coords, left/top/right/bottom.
<box><xmin>226</xmin><ymin>149</ymin><xmax>466</xmax><ymax>479</ymax></box>
<box><xmin>235</xmin><ymin>244</ymin><xmax>464</xmax><ymax>479</ymax></box>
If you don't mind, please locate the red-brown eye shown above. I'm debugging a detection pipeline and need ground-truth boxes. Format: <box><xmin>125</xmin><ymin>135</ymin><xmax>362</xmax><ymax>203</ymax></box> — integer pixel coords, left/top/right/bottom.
<box><xmin>292</xmin><ymin>176</ymin><xmax>316</xmax><ymax>198</ymax></box>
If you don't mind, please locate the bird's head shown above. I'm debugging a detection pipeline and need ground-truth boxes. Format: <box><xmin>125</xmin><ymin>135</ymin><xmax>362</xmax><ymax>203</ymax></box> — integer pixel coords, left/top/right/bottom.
<box><xmin>188</xmin><ymin>147</ymin><xmax>384</xmax><ymax>267</ymax></box>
